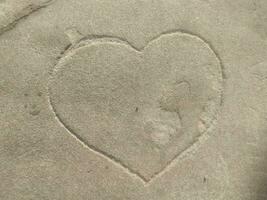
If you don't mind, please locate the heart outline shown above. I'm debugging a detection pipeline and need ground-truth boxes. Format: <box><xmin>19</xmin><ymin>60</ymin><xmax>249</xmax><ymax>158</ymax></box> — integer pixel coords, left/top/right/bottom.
<box><xmin>47</xmin><ymin>30</ymin><xmax>225</xmax><ymax>185</ymax></box>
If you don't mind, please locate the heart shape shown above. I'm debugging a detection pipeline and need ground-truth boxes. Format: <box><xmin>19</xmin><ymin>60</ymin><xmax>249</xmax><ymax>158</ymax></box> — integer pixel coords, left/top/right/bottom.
<box><xmin>48</xmin><ymin>31</ymin><xmax>224</xmax><ymax>183</ymax></box>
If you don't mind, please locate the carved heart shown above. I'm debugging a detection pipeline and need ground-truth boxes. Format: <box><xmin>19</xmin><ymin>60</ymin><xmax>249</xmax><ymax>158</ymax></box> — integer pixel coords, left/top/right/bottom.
<box><xmin>48</xmin><ymin>31</ymin><xmax>224</xmax><ymax>183</ymax></box>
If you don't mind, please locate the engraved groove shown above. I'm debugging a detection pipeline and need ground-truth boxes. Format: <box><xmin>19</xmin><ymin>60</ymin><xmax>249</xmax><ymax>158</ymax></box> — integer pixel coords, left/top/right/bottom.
<box><xmin>47</xmin><ymin>94</ymin><xmax>148</xmax><ymax>183</ymax></box>
<box><xmin>47</xmin><ymin>30</ymin><xmax>225</xmax><ymax>185</ymax></box>
<box><xmin>0</xmin><ymin>0</ymin><xmax>54</xmax><ymax>36</ymax></box>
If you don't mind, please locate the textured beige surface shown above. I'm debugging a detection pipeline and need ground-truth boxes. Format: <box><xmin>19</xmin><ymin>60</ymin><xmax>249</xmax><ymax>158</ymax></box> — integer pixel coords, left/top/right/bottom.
<box><xmin>0</xmin><ymin>0</ymin><xmax>267</xmax><ymax>199</ymax></box>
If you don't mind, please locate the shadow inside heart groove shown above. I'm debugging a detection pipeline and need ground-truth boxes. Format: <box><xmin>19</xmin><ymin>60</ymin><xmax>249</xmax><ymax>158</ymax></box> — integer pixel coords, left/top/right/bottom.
<box><xmin>48</xmin><ymin>31</ymin><xmax>224</xmax><ymax>183</ymax></box>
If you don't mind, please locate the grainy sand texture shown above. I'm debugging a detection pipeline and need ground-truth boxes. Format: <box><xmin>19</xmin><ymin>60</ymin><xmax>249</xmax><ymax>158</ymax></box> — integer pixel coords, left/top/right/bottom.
<box><xmin>0</xmin><ymin>0</ymin><xmax>267</xmax><ymax>199</ymax></box>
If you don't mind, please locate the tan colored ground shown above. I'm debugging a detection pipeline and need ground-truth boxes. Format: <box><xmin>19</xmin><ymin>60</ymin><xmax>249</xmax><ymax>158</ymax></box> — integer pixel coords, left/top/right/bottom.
<box><xmin>0</xmin><ymin>0</ymin><xmax>267</xmax><ymax>199</ymax></box>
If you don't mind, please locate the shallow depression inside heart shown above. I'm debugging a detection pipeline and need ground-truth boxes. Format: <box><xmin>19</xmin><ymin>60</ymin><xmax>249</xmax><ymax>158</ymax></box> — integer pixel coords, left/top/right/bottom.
<box><xmin>49</xmin><ymin>33</ymin><xmax>223</xmax><ymax>181</ymax></box>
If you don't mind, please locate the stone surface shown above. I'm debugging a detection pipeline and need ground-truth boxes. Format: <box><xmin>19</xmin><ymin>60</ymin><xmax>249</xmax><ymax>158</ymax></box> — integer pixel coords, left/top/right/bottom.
<box><xmin>0</xmin><ymin>0</ymin><xmax>267</xmax><ymax>199</ymax></box>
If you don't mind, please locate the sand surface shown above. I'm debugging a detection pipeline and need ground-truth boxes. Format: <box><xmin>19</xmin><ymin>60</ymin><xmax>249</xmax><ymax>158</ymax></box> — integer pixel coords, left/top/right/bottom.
<box><xmin>0</xmin><ymin>0</ymin><xmax>267</xmax><ymax>199</ymax></box>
